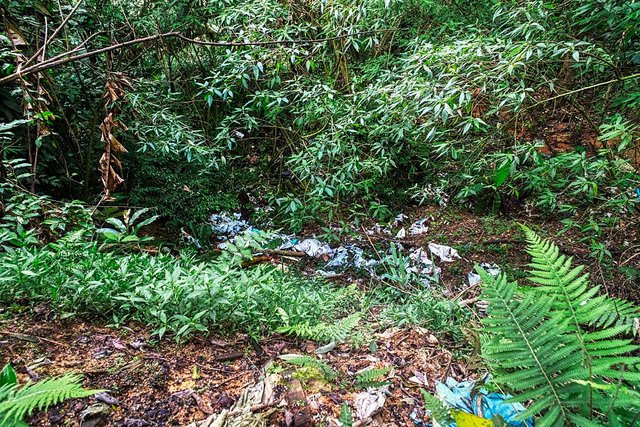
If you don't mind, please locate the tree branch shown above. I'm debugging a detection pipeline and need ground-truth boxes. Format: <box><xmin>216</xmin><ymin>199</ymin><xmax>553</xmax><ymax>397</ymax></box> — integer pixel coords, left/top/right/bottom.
<box><xmin>0</xmin><ymin>29</ymin><xmax>398</xmax><ymax>86</ymax></box>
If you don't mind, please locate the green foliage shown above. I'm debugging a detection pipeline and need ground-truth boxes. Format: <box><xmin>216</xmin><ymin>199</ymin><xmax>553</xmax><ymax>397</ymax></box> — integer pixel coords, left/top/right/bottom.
<box><xmin>378</xmin><ymin>290</ymin><xmax>468</xmax><ymax>341</ymax></box>
<box><xmin>0</xmin><ymin>364</ymin><xmax>102</xmax><ymax>426</ymax></box>
<box><xmin>355</xmin><ymin>367</ymin><xmax>392</xmax><ymax>389</ymax></box>
<box><xmin>479</xmin><ymin>229</ymin><xmax>640</xmax><ymax>426</ymax></box>
<box><xmin>339</xmin><ymin>402</ymin><xmax>353</xmax><ymax>427</ymax></box>
<box><xmin>96</xmin><ymin>208</ymin><xmax>159</xmax><ymax>244</ymax></box>
<box><xmin>277</xmin><ymin>312</ymin><xmax>362</xmax><ymax>344</ymax></box>
<box><xmin>127</xmin><ymin>153</ymin><xmax>238</xmax><ymax>226</ymax></box>
<box><xmin>421</xmin><ymin>389</ymin><xmax>455</xmax><ymax>427</ymax></box>
<box><xmin>280</xmin><ymin>355</ymin><xmax>338</xmax><ymax>382</ymax></box>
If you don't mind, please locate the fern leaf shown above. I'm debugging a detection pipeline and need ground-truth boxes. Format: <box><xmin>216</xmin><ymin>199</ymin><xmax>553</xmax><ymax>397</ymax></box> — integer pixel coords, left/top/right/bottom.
<box><xmin>523</xmin><ymin>227</ymin><xmax>640</xmax><ymax>377</ymax></box>
<box><xmin>421</xmin><ymin>389</ymin><xmax>454</xmax><ymax>426</ymax></box>
<box><xmin>0</xmin><ymin>375</ymin><xmax>102</xmax><ymax>424</ymax></box>
<box><xmin>478</xmin><ymin>266</ymin><xmax>587</xmax><ymax>425</ymax></box>
<box><xmin>280</xmin><ymin>355</ymin><xmax>337</xmax><ymax>381</ymax></box>
<box><xmin>355</xmin><ymin>367</ymin><xmax>392</xmax><ymax>389</ymax></box>
<box><xmin>339</xmin><ymin>402</ymin><xmax>353</xmax><ymax>427</ymax></box>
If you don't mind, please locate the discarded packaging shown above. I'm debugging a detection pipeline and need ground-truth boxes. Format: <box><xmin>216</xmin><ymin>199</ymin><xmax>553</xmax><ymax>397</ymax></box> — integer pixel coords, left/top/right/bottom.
<box><xmin>408</xmin><ymin>248</ymin><xmax>441</xmax><ymax>277</ymax></box>
<box><xmin>292</xmin><ymin>238</ymin><xmax>334</xmax><ymax>257</ymax></box>
<box><xmin>210</xmin><ymin>212</ymin><xmax>251</xmax><ymax>238</ymax></box>
<box><xmin>408</xmin><ymin>219</ymin><xmax>429</xmax><ymax>235</ymax></box>
<box><xmin>355</xmin><ymin>387</ymin><xmax>387</xmax><ymax>420</ymax></box>
<box><xmin>428</xmin><ymin>243</ymin><xmax>460</xmax><ymax>263</ymax></box>
<box><xmin>325</xmin><ymin>245</ymin><xmax>377</xmax><ymax>271</ymax></box>
<box><xmin>435</xmin><ymin>377</ymin><xmax>533</xmax><ymax>427</ymax></box>
<box><xmin>468</xmin><ymin>263</ymin><xmax>501</xmax><ymax>287</ymax></box>
<box><xmin>183</xmin><ymin>371</ymin><xmax>280</xmax><ymax>427</ymax></box>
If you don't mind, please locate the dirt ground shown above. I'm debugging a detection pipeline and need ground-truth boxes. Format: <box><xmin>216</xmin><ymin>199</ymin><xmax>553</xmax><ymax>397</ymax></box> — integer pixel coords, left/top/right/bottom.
<box><xmin>1</xmin><ymin>208</ymin><xmax>638</xmax><ymax>426</ymax></box>
<box><xmin>0</xmin><ymin>314</ymin><xmax>469</xmax><ymax>426</ymax></box>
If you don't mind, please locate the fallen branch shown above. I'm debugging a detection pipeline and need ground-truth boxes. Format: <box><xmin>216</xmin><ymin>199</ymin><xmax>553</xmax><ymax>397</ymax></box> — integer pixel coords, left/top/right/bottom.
<box><xmin>0</xmin><ymin>329</ymin><xmax>68</xmax><ymax>347</ymax></box>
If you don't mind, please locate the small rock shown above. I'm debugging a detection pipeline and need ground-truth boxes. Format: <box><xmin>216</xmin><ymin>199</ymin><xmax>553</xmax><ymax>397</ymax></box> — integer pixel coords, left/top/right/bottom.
<box><xmin>95</xmin><ymin>392</ymin><xmax>118</xmax><ymax>405</ymax></box>
<box><xmin>80</xmin><ymin>403</ymin><xmax>111</xmax><ymax>427</ymax></box>
<box><xmin>124</xmin><ymin>419</ymin><xmax>149</xmax><ymax>427</ymax></box>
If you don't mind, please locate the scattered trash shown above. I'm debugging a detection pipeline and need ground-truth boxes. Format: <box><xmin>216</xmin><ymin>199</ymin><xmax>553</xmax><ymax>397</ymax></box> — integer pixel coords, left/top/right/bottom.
<box><xmin>396</xmin><ymin>228</ymin><xmax>407</xmax><ymax>238</ymax></box>
<box><xmin>393</xmin><ymin>213</ymin><xmax>408</xmax><ymax>226</ymax></box>
<box><xmin>183</xmin><ymin>370</ymin><xmax>280</xmax><ymax>427</ymax></box>
<box><xmin>435</xmin><ymin>377</ymin><xmax>533</xmax><ymax>427</ymax></box>
<box><xmin>408</xmin><ymin>248</ymin><xmax>441</xmax><ymax>277</ymax></box>
<box><xmin>408</xmin><ymin>371</ymin><xmax>429</xmax><ymax>387</ymax></box>
<box><xmin>180</xmin><ymin>228</ymin><xmax>202</xmax><ymax>249</ymax></box>
<box><xmin>428</xmin><ymin>243</ymin><xmax>460</xmax><ymax>263</ymax></box>
<box><xmin>314</xmin><ymin>341</ymin><xmax>336</xmax><ymax>354</ymax></box>
<box><xmin>95</xmin><ymin>392</ymin><xmax>118</xmax><ymax>405</ymax></box>
<box><xmin>325</xmin><ymin>245</ymin><xmax>377</xmax><ymax>272</ymax></box>
<box><xmin>80</xmin><ymin>403</ymin><xmax>112</xmax><ymax>427</ymax></box>
<box><xmin>354</xmin><ymin>387</ymin><xmax>387</xmax><ymax>420</ymax></box>
<box><xmin>409</xmin><ymin>218</ymin><xmax>429</xmax><ymax>235</ymax></box>
<box><xmin>210</xmin><ymin>212</ymin><xmax>251</xmax><ymax>238</ymax></box>
<box><xmin>468</xmin><ymin>263</ymin><xmax>501</xmax><ymax>287</ymax></box>
<box><xmin>291</xmin><ymin>238</ymin><xmax>334</xmax><ymax>257</ymax></box>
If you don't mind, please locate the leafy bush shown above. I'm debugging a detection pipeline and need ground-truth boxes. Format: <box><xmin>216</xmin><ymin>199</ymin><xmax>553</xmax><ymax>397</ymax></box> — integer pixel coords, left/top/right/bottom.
<box><xmin>127</xmin><ymin>153</ymin><xmax>239</xmax><ymax>226</ymax></box>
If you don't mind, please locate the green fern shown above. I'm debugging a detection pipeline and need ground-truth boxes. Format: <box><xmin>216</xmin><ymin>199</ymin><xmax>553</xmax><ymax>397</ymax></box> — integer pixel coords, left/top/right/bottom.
<box><xmin>355</xmin><ymin>367</ymin><xmax>392</xmax><ymax>389</ymax></box>
<box><xmin>0</xmin><ymin>373</ymin><xmax>103</xmax><ymax>426</ymax></box>
<box><xmin>479</xmin><ymin>230</ymin><xmax>640</xmax><ymax>426</ymax></box>
<box><xmin>421</xmin><ymin>389</ymin><xmax>454</xmax><ymax>426</ymax></box>
<box><xmin>280</xmin><ymin>355</ymin><xmax>338</xmax><ymax>381</ymax></box>
<box><xmin>277</xmin><ymin>313</ymin><xmax>361</xmax><ymax>343</ymax></box>
<box><xmin>524</xmin><ymin>227</ymin><xmax>640</xmax><ymax>381</ymax></box>
<box><xmin>339</xmin><ymin>402</ymin><xmax>353</xmax><ymax>427</ymax></box>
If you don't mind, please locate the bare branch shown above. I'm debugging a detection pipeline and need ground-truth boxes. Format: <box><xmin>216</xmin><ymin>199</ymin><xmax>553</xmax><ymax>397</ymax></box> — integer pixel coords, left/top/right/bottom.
<box><xmin>22</xmin><ymin>0</ymin><xmax>85</xmax><ymax>68</ymax></box>
<box><xmin>0</xmin><ymin>29</ymin><xmax>398</xmax><ymax>86</ymax></box>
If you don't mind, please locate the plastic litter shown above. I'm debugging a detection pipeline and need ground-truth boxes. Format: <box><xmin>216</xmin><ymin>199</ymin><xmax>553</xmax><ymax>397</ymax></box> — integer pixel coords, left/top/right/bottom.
<box><xmin>325</xmin><ymin>245</ymin><xmax>377</xmax><ymax>271</ymax></box>
<box><xmin>396</xmin><ymin>228</ymin><xmax>407</xmax><ymax>238</ymax></box>
<box><xmin>434</xmin><ymin>377</ymin><xmax>533</xmax><ymax>427</ymax></box>
<box><xmin>183</xmin><ymin>371</ymin><xmax>280</xmax><ymax>427</ymax></box>
<box><xmin>291</xmin><ymin>238</ymin><xmax>334</xmax><ymax>257</ymax></box>
<box><xmin>393</xmin><ymin>213</ymin><xmax>408</xmax><ymax>226</ymax></box>
<box><xmin>354</xmin><ymin>387</ymin><xmax>387</xmax><ymax>420</ymax></box>
<box><xmin>408</xmin><ymin>248</ymin><xmax>441</xmax><ymax>277</ymax></box>
<box><xmin>210</xmin><ymin>212</ymin><xmax>251</xmax><ymax>238</ymax></box>
<box><xmin>409</xmin><ymin>218</ymin><xmax>429</xmax><ymax>235</ymax></box>
<box><xmin>428</xmin><ymin>243</ymin><xmax>460</xmax><ymax>262</ymax></box>
<box><xmin>468</xmin><ymin>263</ymin><xmax>501</xmax><ymax>287</ymax></box>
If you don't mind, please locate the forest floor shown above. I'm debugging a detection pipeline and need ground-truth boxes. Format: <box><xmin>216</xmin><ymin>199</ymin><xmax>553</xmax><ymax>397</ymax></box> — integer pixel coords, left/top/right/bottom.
<box><xmin>1</xmin><ymin>208</ymin><xmax>638</xmax><ymax>426</ymax></box>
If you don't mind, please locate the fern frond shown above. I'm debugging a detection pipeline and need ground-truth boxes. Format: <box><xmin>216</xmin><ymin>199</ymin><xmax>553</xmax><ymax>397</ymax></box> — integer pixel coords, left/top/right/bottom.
<box><xmin>319</xmin><ymin>313</ymin><xmax>361</xmax><ymax>343</ymax></box>
<box><xmin>0</xmin><ymin>375</ymin><xmax>102</xmax><ymax>424</ymax></box>
<box><xmin>478</xmin><ymin>266</ymin><xmax>587</xmax><ymax>426</ymax></box>
<box><xmin>421</xmin><ymin>389</ymin><xmax>454</xmax><ymax>426</ymax></box>
<box><xmin>523</xmin><ymin>227</ymin><xmax>640</xmax><ymax>377</ymax></box>
<box><xmin>339</xmin><ymin>402</ymin><xmax>353</xmax><ymax>427</ymax></box>
<box><xmin>276</xmin><ymin>313</ymin><xmax>361</xmax><ymax>343</ymax></box>
<box><xmin>281</xmin><ymin>355</ymin><xmax>337</xmax><ymax>381</ymax></box>
<box><xmin>355</xmin><ymin>367</ymin><xmax>392</xmax><ymax>389</ymax></box>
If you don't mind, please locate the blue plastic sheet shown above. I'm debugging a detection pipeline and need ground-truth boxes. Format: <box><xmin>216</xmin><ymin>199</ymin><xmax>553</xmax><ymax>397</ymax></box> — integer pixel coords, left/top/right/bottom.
<box><xmin>434</xmin><ymin>377</ymin><xmax>534</xmax><ymax>427</ymax></box>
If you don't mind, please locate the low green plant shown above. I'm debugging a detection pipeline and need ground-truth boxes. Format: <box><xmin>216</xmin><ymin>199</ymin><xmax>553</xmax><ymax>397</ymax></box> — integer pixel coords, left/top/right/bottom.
<box><xmin>355</xmin><ymin>367</ymin><xmax>392</xmax><ymax>389</ymax></box>
<box><xmin>280</xmin><ymin>355</ymin><xmax>338</xmax><ymax>382</ymax></box>
<box><xmin>478</xmin><ymin>228</ymin><xmax>640</xmax><ymax>425</ymax></box>
<box><xmin>96</xmin><ymin>208</ymin><xmax>159</xmax><ymax>244</ymax></box>
<box><xmin>0</xmin><ymin>364</ymin><xmax>102</xmax><ymax>426</ymax></box>
<box><xmin>339</xmin><ymin>402</ymin><xmax>353</xmax><ymax>427</ymax></box>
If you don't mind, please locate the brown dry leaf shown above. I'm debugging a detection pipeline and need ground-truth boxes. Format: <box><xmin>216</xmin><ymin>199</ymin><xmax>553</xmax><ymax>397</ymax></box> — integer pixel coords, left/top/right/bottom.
<box><xmin>6</xmin><ymin>22</ymin><xmax>28</xmax><ymax>46</ymax></box>
<box><xmin>109</xmin><ymin>134</ymin><xmax>128</xmax><ymax>154</ymax></box>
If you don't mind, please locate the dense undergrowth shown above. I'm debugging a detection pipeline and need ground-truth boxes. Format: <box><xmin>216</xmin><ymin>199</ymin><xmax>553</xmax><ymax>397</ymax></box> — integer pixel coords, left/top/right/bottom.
<box><xmin>1</xmin><ymin>0</ymin><xmax>638</xmax><ymax>233</ymax></box>
<box><xmin>0</xmin><ymin>184</ymin><xmax>466</xmax><ymax>342</ymax></box>
<box><xmin>1</xmin><ymin>0</ymin><xmax>640</xmax><ymax>424</ymax></box>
